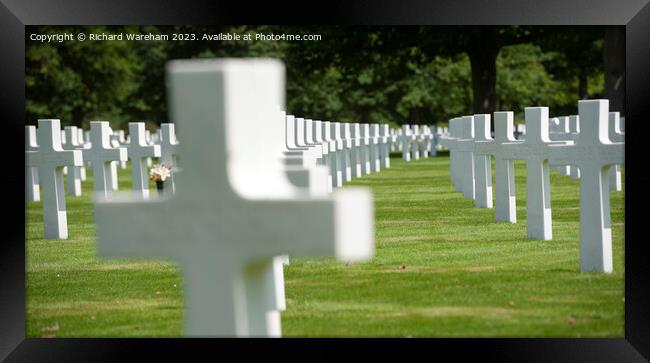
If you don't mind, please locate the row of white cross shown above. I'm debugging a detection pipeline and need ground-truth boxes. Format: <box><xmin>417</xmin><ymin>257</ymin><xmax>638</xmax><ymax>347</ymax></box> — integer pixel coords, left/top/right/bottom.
<box><xmin>280</xmin><ymin>115</ymin><xmax>393</xmax><ymax>193</ymax></box>
<box><xmin>26</xmin><ymin>120</ymin><xmax>180</xmax><ymax>239</ymax></box>
<box><xmin>24</xmin><ymin>58</ymin><xmax>625</xmax><ymax>338</ymax></box>
<box><xmin>394</xmin><ymin>124</ymin><xmax>441</xmax><ymax>161</ymax></box>
<box><xmin>438</xmin><ymin>101</ymin><xmax>624</xmax><ymax>273</ymax></box>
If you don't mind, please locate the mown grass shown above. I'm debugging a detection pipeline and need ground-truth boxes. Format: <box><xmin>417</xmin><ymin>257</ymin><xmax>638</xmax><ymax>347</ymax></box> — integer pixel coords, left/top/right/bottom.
<box><xmin>26</xmin><ymin>153</ymin><xmax>624</xmax><ymax>337</ymax></box>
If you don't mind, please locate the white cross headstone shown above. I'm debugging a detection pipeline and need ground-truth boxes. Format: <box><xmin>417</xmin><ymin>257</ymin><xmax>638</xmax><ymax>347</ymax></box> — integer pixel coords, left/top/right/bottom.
<box><xmin>491</xmin><ymin>112</ymin><xmax>521</xmax><ymax>222</ymax></box>
<box><xmin>349</xmin><ymin>123</ymin><xmax>363</xmax><ymax>178</ymax></box>
<box><xmin>62</xmin><ymin>126</ymin><xmax>83</xmax><ymax>197</ymax></box>
<box><xmin>456</xmin><ymin>116</ymin><xmax>476</xmax><ymax>200</ymax></box>
<box><xmin>359</xmin><ymin>124</ymin><xmax>372</xmax><ymax>175</ymax></box>
<box><xmin>283</xmin><ymin>115</ymin><xmax>318</xmax><ymax>169</ymax></box>
<box><xmin>160</xmin><ymin>123</ymin><xmax>180</xmax><ymax>195</ymax></box>
<box><xmin>503</xmin><ymin>107</ymin><xmax>573</xmax><ymax>240</ymax></box>
<box><xmin>547</xmin><ymin>100</ymin><xmax>624</xmax><ymax>272</ymax></box>
<box><xmin>400</xmin><ymin>125</ymin><xmax>413</xmax><ymax>162</ymax></box>
<box><xmin>339</xmin><ymin>123</ymin><xmax>353</xmax><ymax>182</ymax></box>
<box><xmin>607</xmin><ymin>112</ymin><xmax>624</xmax><ymax>191</ymax></box>
<box><xmin>145</xmin><ymin>129</ymin><xmax>154</xmax><ymax>167</ymax></box>
<box><xmin>568</xmin><ymin>116</ymin><xmax>581</xmax><ymax>179</ymax></box>
<box><xmin>329</xmin><ymin>121</ymin><xmax>344</xmax><ymax>187</ymax></box>
<box><xmin>379</xmin><ymin>124</ymin><xmax>391</xmax><ymax>168</ymax></box>
<box><xmin>26</xmin><ymin>126</ymin><xmax>40</xmax><ymax>202</ymax></box>
<box><xmin>369</xmin><ymin>124</ymin><xmax>381</xmax><ymax>172</ymax></box>
<box><xmin>428</xmin><ymin>125</ymin><xmax>438</xmax><ymax>157</ymax></box>
<box><xmin>302</xmin><ymin>119</ymin><xmax>325</xmax><ymax>166</ymax></box>
<box><xmin>548</xmin><ymin>117</ymin><xmax>571</xmax><ymax>176</ymax></box>
<box><xmin>411</xmin><ymin>125</ymin><xmax>421</xmax><ymax>160</ymax></box>
<box><xmin>127</xmin><ymin>122</ymin><xmax>161</xmax><ymax>199</ymax></box>
<box><xmin>83</xmin><ymin>121</ymin><xmax>128</xmax><ymax>199</ymax></box>
<box><xmin>94</xmin><ymin>58</ymin><xmax>374</xmax><ymax>336</ymax></box>
<box><xmin>110</xmin><ymin>130</ymin><xmax>128</xmax><ymax>170</ymax></box>
<box><xmin>438</xmin><ymin>118</ymin><xmax>462</xmax><ymax>192</ymax></box>
<box><xmin>472</xmin><ymin>115</ymin><xmax>493</xmax><ymax>208</ymax></box>
<box><xmin>76</xmin><ymin>128</ymin><xmax>88</xmax><ymax>181</ymax></box>
<box><xmin>26</xmin><ymin>119</ymin><xmax>83</xmax><ymax>239</ymax></box>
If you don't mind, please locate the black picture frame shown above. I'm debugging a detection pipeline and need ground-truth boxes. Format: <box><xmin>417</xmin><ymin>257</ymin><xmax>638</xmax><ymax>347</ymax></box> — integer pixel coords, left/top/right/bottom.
<box><xmin>2</xmin><ymin>0</ymin><xmax>649</xmax><ymax>360</ymax></box>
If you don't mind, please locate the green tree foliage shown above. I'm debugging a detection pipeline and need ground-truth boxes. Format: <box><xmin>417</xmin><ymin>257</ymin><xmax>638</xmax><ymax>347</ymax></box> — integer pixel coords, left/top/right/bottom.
<box><xmin>26</xmin><ymin>25</ymin><xmax>609</xmax><ymax>129</ymax></box>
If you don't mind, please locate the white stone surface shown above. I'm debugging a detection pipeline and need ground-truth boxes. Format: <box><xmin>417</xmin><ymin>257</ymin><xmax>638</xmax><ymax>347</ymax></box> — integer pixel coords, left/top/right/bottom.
<box><xmin>94</xmin><ymin>58</ymin><xmax>374</xmax><ymax>337</ymax></box>
<box><xmin>456</xmin><ymin>116</ymin><xmax>476</xmax><ymax>200</ymax></box>
<box><xmin>62</xmin><ymin>126</ymin><xmax>83</xmax><ymax>197</ymax></box>
<box><xmin>349</xmin><ymin>123</ymin><xmax>363</xmax><ymax>178</ymax></box>
<box><xmin>379</xmin><ymin>124</ymin><xmax>391</xmax><ymax>168</ymax></box>
<box><xmin>160</xmin><ymin>123</ymin><xmax>180</xmax><ymax>195</ymax></box>
<box><xmin>329</xmin><ymin>122</ymin><xmax>344</xmax><ymax>187</ymax></box>
<box><xmin>25</xmin><ymin>126</ymin><xmax>40</xmax><ymax>202</ymax></box>
<box><xmin>368</xmin><ymin>124</ymin><xmax>381</xmax><ymax>173</ymax></box>
<box><xmin>400</xmin><ymin>125</ymin><xmax>413</xmax><ymax>162</ymax></box>
<box><xmin>502</xmin><ymin>108</ymin><xmax>558</xmax><ymax>240</ymax></box>
<box><xmin>471</xmin><ymin>115</ymin><xmax>493</xmax><ymax>208</ymax></box>
<box><xmin>547</xmin><ymin>100</ymin><xmax>624</xmax><ymax>272</ymax></box>
<box><xmin>339</xmin><ymin>123</ymin><xmax>353</xmax><ymax>182</ymax></box>
<box><xmin>127</xmin><ymin>122</ymin><xmax>161</xmax><ymax>199</ymax></box>
<box><xmin>83</xmin><ymin>121</ymin><xmax>128</xmax><ymax>199</ymax></box>
<box><xmin>491</xmin><ymin>112</ymin><xmax>521</xmax><ymax>223</ymax></box>
<box><xmin>26</xmin><ymin>119</ymin><xmax>83</xmax><ymax>239</ymax></box>
<box><xmin>607</xmin><ymin>112</ymin><xmax>624</xmax><ymax>191</ymax></box>
<box><xmin>359</xmin><ymin>124</ymin><xmax>372</xmax><ymax>175</ymax></box>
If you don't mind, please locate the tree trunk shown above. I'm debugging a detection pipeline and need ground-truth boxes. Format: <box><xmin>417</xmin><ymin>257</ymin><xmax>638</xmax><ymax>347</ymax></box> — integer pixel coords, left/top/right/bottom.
<box><xmin>71</xmin><ymin>108</ymin><xmax>84</xmax><ymax>128</ymax></box>
<box><xmin>360</xmin><ymin>109</ymin><xmax>370</xmax><ymax>124</ymax></box>
<box><xmin>468</xmin><ymin>43</ymin><xmax>499</xmax><ymax>116</ymax></box>
<box><xmin>409</xmin><ymin>107</ymin><xmax>421</xmax><ymax>124</ymax></box>
<box><xmin>604</xmin><ymin>26</ymin><xmax>625</xmax><ymax>116</ymax></box>
<box><xmin>578</xmin><ymin>70</ymin><xmax>589</xmax><ymax>99</ymax></box>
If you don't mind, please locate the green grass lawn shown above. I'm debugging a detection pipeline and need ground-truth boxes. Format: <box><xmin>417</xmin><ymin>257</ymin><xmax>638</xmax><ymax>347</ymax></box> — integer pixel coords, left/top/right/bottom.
<box><xmin>26</xmin><ymin>154</ymin><xmax>624</xmax><ymax>337</ymax></box>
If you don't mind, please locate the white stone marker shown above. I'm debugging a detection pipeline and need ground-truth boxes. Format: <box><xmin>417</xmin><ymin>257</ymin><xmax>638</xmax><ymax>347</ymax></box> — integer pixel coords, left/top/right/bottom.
<box><xmin>303</xmin><ymin>119</ymin><xmax>325</xmax><ymax>166</ymax></box>
<box><xmin>607</xmin><ymin>112</ymin><xmax>624</xmax><ymax>191</ymax></box>
<box><xmin>420</xmin><ymin>125</ymin><xmax>431</xmax><ymax>158</ymax></box>
<box><xmin>548</xmin><ymin>117</ymin><xmax>572</xmax><ymax>176</ymax></box>
<box><xmin>349</xmin><ymin>123</ymin><xmax>363</xmax><ymax>178</ymax></box>
<box><xmin>127</xmin><ymin>122</ymin><xmax>161</xmax><ymax>199</ymax></box>
<box><xmin>400</xmin><ymin>125</ymin><xmax>413</xmax><ymax>162</ymax></box>
<box><xmin>379</xmin><ymin>124</ymin><xmax>391</xmax><ymax>168</ymax></box>
<box><xmin>75</xmin><ymin>128</ymin><xmax>88</xmax><ymax>181</ymax></box>
<box><xmin>145</xmin><ymin>129</ymin><xmax>154</xmax><ymax>167</ymax></box>
<box><xmin>312</xmin><ymin>120</ymin><xmax>333</xmax><ymax>192</ymax></box>
<box><xmin>160</xmin><ymin>123</ymin><xmax>180</xmax><ymax>195</ymax></box>
<box><xmin>320</xmin><ymin>121</ymin><xmax>337</xmax><ymax>188</ymax></box>
<box><xmin>284</xmin><ymin>115</ymin><xmax>318</xmax><ymax>169</ymax></box>
<box><xmin>491</xmin><ymin>112</ymin><xmax>521</xmax><ymax>222</ymax></box>
<box><xmin>110</xmin><ymin>130</ymin><xmax>128</xmax><ymax>170</ymax></box>
<box><xmin>438</xmin><ymin>118</ymin><xmax>462</xmax><ymax>191</ymax></box>
<box><xmin>339</xmin><ymin>123</ymin><xmax>353</xmax><ymax>182</ymax></box>
<box><xmin>568</xmin><ymin>116</ymin><xmax>581</xmax><ymax>179</ymax></box>
<box><xmin>94</xmin><ymin>58</ymin><xmax>374</xmax><ymax>337</ymax></box>
<box><xmin>329</xmin><ymin>122</ymin><xmax>344</xmax><ymax>187</ymax></box>
<box><xmin>547</xmin><ymin>100</ymin><xmax>624</xmax><ymax>273</ymax></box>
<box><xmin>26</xmin><ymin>119</ymin><xmax>83</xmax><ymax>239</ymax></box>
<box><xmin>26</xmin><ymin>126</ymin><xmax>40</xmax><ymax>202</ymax></box>
<box><xmin>429</xmin><ymin>125</ymin><xmax>438</xmax><ymax>157</ymax></box>
<box><xmin>105</xmin><ymin>127</ymin><xmax>120</xmax><ymax>192</ymax></box>
<box><xmin>359</xmin><ymin>123</ymin><xmax>372</xmax><ymax>175</ymax></box>
<box><xmin>83</xmin><ymin>121</ymin><xmax>128</xmax><ymax>199</ymax></box>
<box><xmin>471</xmin><ymin>115</ymin><xmax>493</xmax><ymax>208</ymax></box>
<box><xmin>411</xmin><ymin>125</ymin><xmax>421</xmax><ymax>160</ymax></box>
<box><xmin>62</xmin><ymin>126</ymin><xmax>83</xmax><ymax>197</ymax></box>
<box><xmin>456</xmin><ymin>116</ymin><xmax>476</xmax><ymax>200</ymax></box>
<box><xmin>369</xmin><ymin>124</ymin><xmax>381</xmax><ymax>172</ymax></box>
<box><xmin>504</xmin><ymin>107</ymin><xmax>570</xmax><ymax>240</ymax></box>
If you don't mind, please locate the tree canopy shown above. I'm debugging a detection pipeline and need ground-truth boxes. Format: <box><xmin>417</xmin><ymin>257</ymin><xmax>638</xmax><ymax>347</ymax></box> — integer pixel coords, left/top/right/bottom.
<box><xmin>26</xmin><ymin>25</ymin><xmax>618</xmax><ymax>130</ymax></box>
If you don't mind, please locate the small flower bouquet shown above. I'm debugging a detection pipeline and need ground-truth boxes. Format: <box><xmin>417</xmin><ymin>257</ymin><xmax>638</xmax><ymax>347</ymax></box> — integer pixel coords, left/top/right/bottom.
<box><xmin>149</xmin><ymin>164</ymin><xmax>171</xmax><ymax>192</ymax></box>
